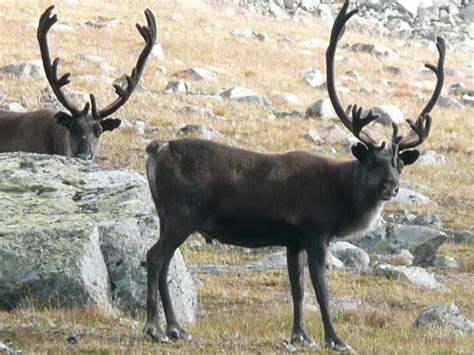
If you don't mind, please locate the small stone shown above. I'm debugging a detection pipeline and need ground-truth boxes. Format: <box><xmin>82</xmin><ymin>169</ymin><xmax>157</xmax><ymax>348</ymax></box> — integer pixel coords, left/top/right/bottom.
<box><xmin>177</xmin><ymin>124</ymin><xmax>223</xmax><ymax>140</ymax></box>
<box><xmin>374</xmin><ymin>264</ymin><xmax>447</xmax><ymax>292</ymax></box>
<box><xmin>305</xmin><ymin>129</ymin><xmax>321</xmax><ymax>144</ymax></box>
<box><xmin>271</xmin><ymin>92</ymin><xmax>302</xmax><ymax>106</ymax></box>
<box><xmin>371</xmin><ymin>105</ymin><xmax>405</xmax><ymax>125</ymax></box>
<box><xmin>414</xmin><ymin>302</ymin><xmax>474</xmax><ymax>335</ymax></box>
<box><xmin>305</xmin><ymin>99</ymin><xmax>337</xmax><ymax>119</ymax></box>
<box><xmin>5</xmin><ymin>102</ymin><xmax>26</xmax><ymax>112</ymax></box>
<box><xmin>418</xmin><ymin>150</ymin><xmax>448</xmax><ymax>165</ymax></box>
<box><xmin>164</xmin><ymin>80</ymin><xmax>189</xmax><ymax>93</ymax></box>
<box><xmin>329</xmin><ymin>241</ymin><xmax>370</xmax><ymax>269</ymax></box>
<box><xmin>230</xmin><ymin>27</ymin><xmax>253</xmax><ymax>39</ymax></box>
<box><xmin>303</xmin><ymin>69</ymin><xmax>323</xmax><ymax>87</ymax></box>
<box><xmin>173</xmin><ymin>67</ymin><xmax>217</xmax><ymax>82</ymax></box>
<box><xmin>432</xmin><ymin>256</ymin><xmax>460</xmax><ymax>270</ymax></box>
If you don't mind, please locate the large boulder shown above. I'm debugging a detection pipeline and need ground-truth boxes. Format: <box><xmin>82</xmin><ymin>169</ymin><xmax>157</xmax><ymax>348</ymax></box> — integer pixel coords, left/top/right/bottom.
<box><xmin>0</xmin><ymin>153</ymin><xmax>196</xmax><ymax>323</ymax></box>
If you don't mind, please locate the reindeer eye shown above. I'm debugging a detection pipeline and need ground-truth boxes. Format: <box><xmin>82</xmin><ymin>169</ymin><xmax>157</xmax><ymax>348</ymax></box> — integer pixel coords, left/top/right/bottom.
<box><xmin>93</xmin><ymin>124</ymin><xmax>103</xmax><ymax>137</ymax></box>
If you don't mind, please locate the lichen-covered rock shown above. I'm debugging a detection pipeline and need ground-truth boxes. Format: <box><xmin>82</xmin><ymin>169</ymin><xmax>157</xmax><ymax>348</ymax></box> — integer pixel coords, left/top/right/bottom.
<box><xmin>329</xmin><ymin>241</ymin><xmax>370</xmax><ymax>269</ymax></box>
<box><xmin>374</xmin><ymin>264</ymin><xmax>447</xmax><ymax>292</ymax></box>
<box><xmin>414</xmin><ymin>302</ymin><xmax>474</xmax><ymax>335</ymax></box>
<box><xmin>0</xmin><ymin>153</ymin><xmax>196</xmax><ymax>323</ymax></box>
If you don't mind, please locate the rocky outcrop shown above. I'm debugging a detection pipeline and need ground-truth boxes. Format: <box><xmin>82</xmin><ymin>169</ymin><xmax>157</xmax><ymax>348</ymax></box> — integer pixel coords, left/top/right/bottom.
<box><xmin>0</xmin><ymin>153</ymin><xmax>196</xmax><ymax>323</ymax></box>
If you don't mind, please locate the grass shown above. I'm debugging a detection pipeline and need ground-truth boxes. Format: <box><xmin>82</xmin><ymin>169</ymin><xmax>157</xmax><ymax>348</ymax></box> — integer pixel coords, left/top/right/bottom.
<box><xmin>0</xmin><ymin>0</ymin><xmax>473</xmax><ymax>353</ymax></box>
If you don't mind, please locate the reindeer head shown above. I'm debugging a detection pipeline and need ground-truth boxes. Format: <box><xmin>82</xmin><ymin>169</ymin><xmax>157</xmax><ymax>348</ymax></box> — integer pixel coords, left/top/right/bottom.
<box><xmin>326</xmin><ymin>0</ymin><xmax>445</xmax><ymax>202</ymax></box>
<box><xmin>37</xmin><ymin>6</ymin><xmax>156</xmax><ymax>159</ymax></box>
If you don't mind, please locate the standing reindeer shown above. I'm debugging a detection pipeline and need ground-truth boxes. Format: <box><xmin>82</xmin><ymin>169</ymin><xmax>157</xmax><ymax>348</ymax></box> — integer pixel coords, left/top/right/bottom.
<box><xmin>0</xmin><ymin>6</ymin><xmax>156</xmax><ymax>160</ymax></box>
<box><xmin>143</xmin><ymin>1</ymin><xmax>445</xmax><ymax>351</ymax></box>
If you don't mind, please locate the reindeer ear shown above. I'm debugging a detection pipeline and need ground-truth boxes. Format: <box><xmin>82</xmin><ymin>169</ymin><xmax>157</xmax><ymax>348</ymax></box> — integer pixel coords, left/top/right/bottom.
<box><xmin>54</xmin><ymin>112</ymin><xmax>74</xmax><ymax>127</ymax></box>
<box><xmin>100</xmin><ymin>119</ymin><xmax>121</xmax><ymax>132</ymax></box>
<box><xmin>351</xmin><ymin>142</ymin><xmax>369</xmax><ymax>162</ymax></box>
<box><xmin>399</xmin><ymin>150</ymin><xmax>420</xmax><ymax>166</ymax></box>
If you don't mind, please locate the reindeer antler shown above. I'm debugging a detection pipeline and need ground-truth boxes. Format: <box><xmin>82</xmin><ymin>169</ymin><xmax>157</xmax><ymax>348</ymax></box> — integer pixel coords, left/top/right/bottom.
<box><xmin>326</xmin><ymin>0</ymin><xmax>383</xmax><ymax>150</ymax></box>
<box><xmin>397</xmin><ymin>37</ymin><xmax>445</xmax><ymax>151</ymax></box>
<box><xmin>37</xmin><ymin>5</ymin><xmax>89</xmax><ymax>116</ymax></box>
<box><xmin>90</xmin><ymin>9</ymin><xmax>157</xmax><ymax>119</ymax></box>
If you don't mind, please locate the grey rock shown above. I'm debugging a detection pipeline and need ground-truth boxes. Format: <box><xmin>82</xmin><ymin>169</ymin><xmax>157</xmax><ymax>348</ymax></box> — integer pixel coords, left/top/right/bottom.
<box><xmin>177</xmin><ymin>124</ymin><xmax>223</xmax><ymax>140</ymax></box>
<box><xmin>0</xmin><ymin>153</ymin><xmax>196</xmax><ymax>322</ymax></box>
<box><xmin>271</xmin><ymin>93</ymin><xmax>302</xmax><ymax>106</ymax></box>
<box><xmin>326</xmin><ymin>251</ymin><xmax>344</xmax><ymax>270</ymax></box>
<box><xmin>412</xmin><ymin>234</ymin><xmax>448</xmax><ymax>267</ymax></box>
<box><xmin>150</xmin><ymin>42</ymin><xmax>165</xmax><ymax>61</ymax></box>
<box><xmin>173</xmin><ymin>67</ymin><xmax>217</xmax><ymax>82</ymax></box>
<box><xmin>418</xmin><ymin>150</ymin><xmax>448</xmax><ymax>165</ymax></box>
<box><xmin>414</xmin><ymin>302</ymin><xmax>474</xmax><ymax>335</ymax></box>
<box><xmin>461</xmin><ymin>94</ymin><xmax>474</xmax><ymax>107</ymax></box>
<box><xmin>5</xmin><ymin>102</ymin><xmax>26</xmax><ymax>112</ymax></box>
<box><xmin>305</xmin><ymin>129</ymin><xmax>321</xmax><ymax>144</ymax></box>
<box><xmin>303</xmin><ymin>69</ymin><xmax>323</xmax><ymax>87</ymax></box>
<box><xmin>444</xmin><ymin>229</ymin><xmax>474</xmax><ymax>245</ymax></box>
<box><xmin>0</xmin><ymin>60</ymin><xmax>45</xmax><ymax>79</ymax></box>
<box><xmin>432</xmin><ymin>255</ymin><xmax>460</xmax><ymax>270</ymax></box>
<box><xmin>221</xmin><ymin>86</ymin><xmax>270</xmax><ymax>106</ymax></box>
<box><xmin>40</xmin><ymin>86</ymin><xmax>89</xmax><ymax>111</ymax></box>
<box><xmin>348</xmin><ymin>43</ymin><xmax>395</xmax><ymax>57</ymax></box>
<box><xmin>412</xmin><ymin>213</ymin><xmax>443</xmax><ymax>229</ymax></box>
<box><xmin>164</xmin><ymin>80</ymin><xmax>189</xmax><ymax>93</ymax></box>
<box><xmin>392</xmin><ymin>249</ymin><xmax>414</xmax><ymax>266</ymax></box>
<box><xmin>300</xmin><ymin>0</ymin><xmax>320</xmax><ymax>11</ymax></box>
<box><xmin>374</xmin><ymin>264</ymin><xmax>447</xmax><ymax>292</ymax></box>
<box><xmin>394</xmin><ymin>187</ymin><xmax>435</xmax><ymax>206</ymax></box>
<box><xmin>281</xmin><ymin>339</ymin><xmax>298</xmax><ymax>353</ymax></box>
<box><xmin>349</xmin><ymin>223</ymin><xmax>447</xmax><ymax>254</ymax></box>
<box><xmin>371</xmin><ymin>105</ymin><xmax>405</xmax><ymax>125</ymax></box>
<box><xmin>305</xmin><ymin>99</ymin><xmax>337</xmax><ymax>119</ymax></box>
<box><xmin>437</xmin><ymin>95</ymin><xmax>463</xmax><ymax>108</ymax></box>
<box><xmin>190</xmin><ymin>264</ymin><xmax>236</xmax><ymax>275</ymax></box>
<box><xmin>78</xmin><ymin>54</ymin><xmax>105</xmax><ymax>63</ymax></box>
<box><xmin>230</xmin><ymin>27</ymin><xmax>253</xmax><ymax>39</ymax></box>
<box><xmin>330</xmin><ymin>296</ymin><xmax>369</xmax><ymax>314</ymax></box>
<box><xmin>460</xmin><ymin>4</ymin><xmax>474</xmax><ymax>23</ymax></box>
<box><xmin>246</xmin><ymin>251</ymin><xmax>287</xmax><ymax>272</ymax></box>
<box><xmin>329</xmin><ymin>241</ymin><xmax>370</xmax><ymax>269</ymax></box>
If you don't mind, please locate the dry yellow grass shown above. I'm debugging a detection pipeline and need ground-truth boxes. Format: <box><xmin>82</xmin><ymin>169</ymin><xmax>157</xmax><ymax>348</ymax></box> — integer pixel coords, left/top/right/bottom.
<box><xmin>0</xmin><ymin>0</ymin><xmax>473</xmax><ymax>353</ymax></box>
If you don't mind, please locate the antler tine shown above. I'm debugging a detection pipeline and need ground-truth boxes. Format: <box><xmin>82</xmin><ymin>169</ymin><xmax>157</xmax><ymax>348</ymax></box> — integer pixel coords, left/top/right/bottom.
<box><xmin>326</xmin><ymin>0</ymin><xmax>382</xmax><ymax>150</ymax></box>
<box><xmin>92</xmin><ymin>9</ymin><xmax>157</xmax><ymax>120</ymax></box>
<box><xmin>398</xmin><ymin>37</ymin><xmax>444</xmax><ymax>151</ymax></box>
<box><xmin>37</xmin><ymin>6</ymin><xmax>85</xmax><ymax>116</ymax></box>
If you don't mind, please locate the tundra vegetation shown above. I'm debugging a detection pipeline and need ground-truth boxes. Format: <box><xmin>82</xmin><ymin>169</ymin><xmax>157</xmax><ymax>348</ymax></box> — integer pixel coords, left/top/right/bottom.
<box><xmin>0</xmin><ymin>0</ymin><xmax>472</xmax><ymax>353</ymax></box>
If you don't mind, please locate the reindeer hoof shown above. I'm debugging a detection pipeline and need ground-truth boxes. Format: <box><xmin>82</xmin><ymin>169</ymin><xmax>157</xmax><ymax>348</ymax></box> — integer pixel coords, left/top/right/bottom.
<box><xmin>143</xmin><ymin>323</ymin><xmax>171</xmax><ymax>343</ymax></box>
<box><xmin>290</xmin><ymin>331</ymin><xmax>317</xmax><ymax>348</ymax></box>
<box><xmin>325</xmin><ymin>339</ymin><xmax>355</xmax><ymax>353</ymax></box>
<box><xmin>166</xmin><ymin>325</ymin><xmax>194</xmax><ymax>341</ymax></box>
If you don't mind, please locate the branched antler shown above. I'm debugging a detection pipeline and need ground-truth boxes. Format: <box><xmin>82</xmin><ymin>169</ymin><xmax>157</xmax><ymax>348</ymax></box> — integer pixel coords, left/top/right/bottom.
<box><xmin>326</xmin><ymin>0</ymin><xmax>383</xmax><ymax>150</ymax></box>
<box><xmin>90</xmin><ymin>9</ymin><xmax>157</xmax><ymax>119</ymax></box>
<box><xmin>37</xmin><ymin>5</ymin><xmax>89</xmax><ymax>116</ymax></box>
<box><xmin>397</xmin><ymin>37</ymin><xmax>445</xmax><ymax>151</ymax></box>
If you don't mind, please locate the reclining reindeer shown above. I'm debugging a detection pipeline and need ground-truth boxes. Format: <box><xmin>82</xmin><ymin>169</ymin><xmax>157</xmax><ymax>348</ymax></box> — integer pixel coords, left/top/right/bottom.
<box><xmin>0</xmin><ymin>6</ymin><xmax>156</xmax><ymax>160</ymax></box>
<box><xmin>143</xmin><ymin>1</ymin><xmax>445</xmax><ymax>351</ymax></box>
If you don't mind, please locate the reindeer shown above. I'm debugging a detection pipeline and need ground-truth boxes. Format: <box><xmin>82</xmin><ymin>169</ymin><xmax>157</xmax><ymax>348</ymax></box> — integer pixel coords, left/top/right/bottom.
<box><xmin>143</xmin><ymin>1</ymin><xmax>445</xmax><ymax>351</ymax></box>
<box><xmin>0</xmin><ymin>6</ymin><xmax>156</xmax><ymax>160</ymax></box>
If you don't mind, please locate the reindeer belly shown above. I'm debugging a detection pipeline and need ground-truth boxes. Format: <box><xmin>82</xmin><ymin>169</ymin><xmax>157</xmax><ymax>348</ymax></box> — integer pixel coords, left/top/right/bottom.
<box><xmin>199</xmin><ymin>218</ymin><xmax>302</xmax><ymax>248</ymax></box>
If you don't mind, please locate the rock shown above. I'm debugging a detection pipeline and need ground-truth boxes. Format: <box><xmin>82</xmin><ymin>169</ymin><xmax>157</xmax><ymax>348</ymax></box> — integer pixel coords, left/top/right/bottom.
<box><xmin>221</xmin><ymin>86</ymin><xmax>270</xmax><ymax>106</ymax></box>
<box><xmin>53</xmin><ymin>23</ymin><xmax>75</xmax><ymax>33</ymax></box>
<box><xmin>40</xmin><ymin>86</ymin><xmax>89</xmax><ymax>111</ymax></box>
<box><xmin>392</xmin><ymin>249</ymin><xmax>414</xmax><ymax>266</ymax></box>
<box><xmin>173</xmin><ymin>67</ymin><xmax>217</xmax><ymax>82</ymax></box>
<box><xmin>246</xmin><ymin>251</ymin><xmax>287</xmax><ymax>272</ymax></box>
<box><xmin>394</xmin><ymin>188</ymin><xmax>435</xmax><ymax>206</ymax></box>
<box><xmin>371</xmin><ymin>105</ymin><xmax>405</xmax><ymax>125</ymax></box>
<box><xmin>164</xmin><ymin>80</ymin><xmax>189</xmax><ymax>93</ymax></box>
<box><xmin>437</xmin><ymin>95</ymin><xmax>463</xmax><ymax>108</ymax></box>
<box><xmin>5</xmin><ymin>102</ymin><xmax>26</xmax><ymax>112</ymax></box>
<box><xmin>230</xmin><ymin>27</ymin><xmax>253</xmax><ymax>39</ymax></box>
<box><xmin>303</xmin><ymin>69</ymin><xmax>323</xmax><ymax>87</ymax></box>
<box><xmin>271</xmin><ymin>92</ymin><xmax>302</xmax><ymax>106</ymax></box>
<box><xmin>0</xmin><ymin>60</ymin><xmax>45</xmax><ymax>79</ymax></box>
<box><xmin>190</xmin><ymin>264</ymin><xmax>236</xmax><ymax>275</ymax></box>
<box><xmin>414</xmin><ymin>302</ymin><xmax>474</xmax><ymax>335</ymax></box>
<box><xmin>461</xmin><ymin>94</ymin><xmax>474</xmax><ymax>107</ymax></box>
<box><xmin>0</xmin><ymin>342</ymin><xmax>10</xmax><ymax>352</ymax></box>
<box><xmin>349</xmin><ymin>223</ymin><xmax>447</xmax><ymax>254</ymax></box>
<box><xmin>0</xmin><ymin>153</ymin><xmax>196</xmax><ymax>322</ymax></box>
<box><xmin>460</xmin><ymin>4</ymin><xmax>474</xmax><ymax>23</ymax></box>
<box><xmin>432</xmin><ymin>256</ymin><xmax>460</xmax><ymax>270</ymax></box>
<box><xmin>305</xmin><ymin>99</ymin><xmax>337</xmax><ymax>119</ymax></box>
<box><xmin>412</xmin><ymin>213</ymin><xmax>443</xmax><ymax>229</ymax></box>
<box><xmin>348</xmin><ymin>43</ymin><xmax>395</xmax><ymax>57</ymax></box>
<box><xmin>150</xmin><ymin>42</ymin><xmax>165</xmax><ymax>61</ymax></box>
<box><xmin>305</xmin><ymin>129</ymin><xmax>321</xmax><ymax>144</ymax></box>
<box><xmin>79</xmin><ymin>54</ymin><xmax>105</xmax><ymax>63</ymax></box>
<box><xmin>417</xmin><ymin>150</ymin><xmax>448</xmax><ymax>165</ymax></box>
<box><xmin>329</xmin><ymin>241</ymin><xmax>370</xmax><ymax>269</ymax></box>
<box><xmin>177</xmin><ymin>124</ymin><xmax>223</xmax><ymax>140</ymax></box>
<box><xmin>281</xmin><ymin>339</ymin><xmax>298</xmax><ymax>353</ymax></box>
<box><xmin>374</xmin><ymin>264</ymin><xmax>447</xmax><ymax>292</ymax></box>
<box><xmin>412</xmin><ymin>234</ymin><xmax>448</xmax><ymax>267</ymax></box>
<box><xmin>445</xmin><ymin>229</ymin><xmax>474</xmax><ymax>245</ymax></box>
<box><xmin>326</xmin><ymin>251</ymin><xmax>344</xmax><ymax>270</ymax></box>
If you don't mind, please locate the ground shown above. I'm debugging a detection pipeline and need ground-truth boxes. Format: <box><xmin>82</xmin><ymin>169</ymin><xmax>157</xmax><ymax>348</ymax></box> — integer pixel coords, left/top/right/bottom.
<box><xmin>0</xmin><ymin>0</ymin><xmax>473</xmax><ymax>353</ymax></box>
